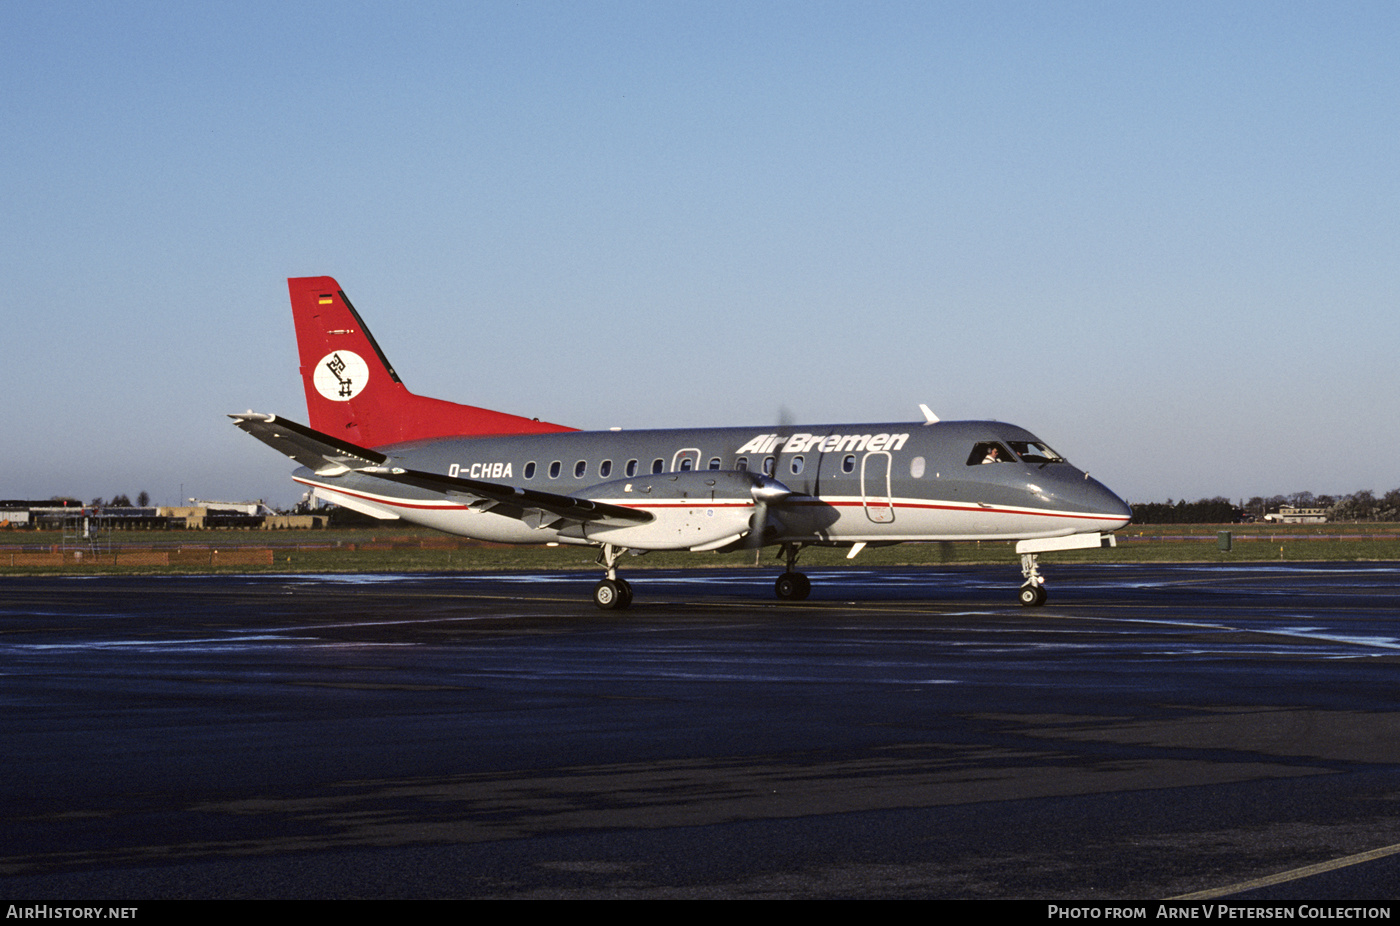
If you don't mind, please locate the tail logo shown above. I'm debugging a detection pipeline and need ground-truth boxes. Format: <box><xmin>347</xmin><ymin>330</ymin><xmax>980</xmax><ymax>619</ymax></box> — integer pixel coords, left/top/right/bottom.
<box><xmin>312</xmin><ymin>351</ymin><xmax>369</xmax><ymax>402</ymax></box>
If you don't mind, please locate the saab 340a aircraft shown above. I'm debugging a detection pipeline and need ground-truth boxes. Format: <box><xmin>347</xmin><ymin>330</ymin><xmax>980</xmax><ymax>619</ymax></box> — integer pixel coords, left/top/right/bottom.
<box><xmin>233</xmin><ymin>276</ymin><xmax>1131</xmax><ymax>609</ymax></box>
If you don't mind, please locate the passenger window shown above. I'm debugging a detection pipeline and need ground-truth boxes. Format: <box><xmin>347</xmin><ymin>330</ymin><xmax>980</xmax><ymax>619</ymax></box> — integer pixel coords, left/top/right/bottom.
<box><xmin>549</xmin><ymin>461</ymin><xmax>561</xmax><ymax>479</ymax></box>
<box><xmin>626</xmin><ymin>459</ymin><xmax>638</xmax><ymax>477</ymax></box>
<box><xmin>790</xmin><ymin>455</ymin><xmax>804</xmax><ymax>475</ymax></box>
<box><xmin>762</xmin><ymin>456</ymin><xmax>775</xmax><ymax>475</ymax></box>
<box><xmin>679</xmin><ymin>457</ymin><xmax>693</xmax><ymax>471</ymax></box>
<box><xmin>599</xmin><ymin>460</ymin><xmax>612</xmax><ymax>478</ymax></box>
<box><xmin>524</xmin><ymin>461</ymin><xmax>536</xmax><ymax>479</ymax></box>
<box><xmin>967</xmin><ymin>442</ymin><xmax>1012</xmax><ymax>466</ymax></box>
<box><xmin>574</xmin><ymin>460</ymin><xmax>587</xmax><ymax>478</ymax></box>
<box><xmin>652</xmin><ymin>458</ymin><xmax>664</xmax><ymax>474</ymax></box>
<box><xmin>842</xmin><ymin>454</ymin><xmax>856</xmax><ymax>474</ymax></box>
<box><xmin>910</xmin><ymin>455</ymin><xmax>926</xmax><ymax>478</ymax></box>
<box><xmin>708</xmin><ymin>457</ymin><xmax>721</xmax><ymax>470</ymax></box>
<box><xmin>736</xmin><ymin>456</ymin><xmax>748</xmax><ymax>472</ymax></box>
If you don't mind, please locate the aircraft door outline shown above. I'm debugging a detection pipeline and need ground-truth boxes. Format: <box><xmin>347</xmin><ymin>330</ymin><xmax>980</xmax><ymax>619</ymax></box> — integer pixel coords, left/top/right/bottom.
<box><xmin>672</xmin><ymin>448</ymin><xmax>701</xmax><ymax>472</ymax></box>
<box><xmin>860</xmin><ymin>451</ymin><xmax>895</xmax><ymax>523</ymax></box>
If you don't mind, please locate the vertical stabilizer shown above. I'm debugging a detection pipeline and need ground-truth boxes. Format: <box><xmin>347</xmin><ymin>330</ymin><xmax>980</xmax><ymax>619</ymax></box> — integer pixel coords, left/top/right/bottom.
<box><xmin>289</xmin><ymin>276</ymin><xmax>575</xmax><ymax>447</ymax></box>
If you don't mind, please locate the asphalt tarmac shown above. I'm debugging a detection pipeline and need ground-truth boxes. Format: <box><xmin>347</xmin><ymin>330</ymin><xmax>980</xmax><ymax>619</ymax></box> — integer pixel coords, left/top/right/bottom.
<box><xmin>2</xmin><ymin>563</ymin><xmax>1399</xmax><ymax>899</ymax></box>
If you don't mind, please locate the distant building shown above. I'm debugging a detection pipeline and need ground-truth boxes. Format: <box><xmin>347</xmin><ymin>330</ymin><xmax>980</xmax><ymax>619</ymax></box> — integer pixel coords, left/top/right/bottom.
<box><xmin>1</xmin><ymin>499</ymin><xmax>81</xmax><ymax>528</ymax></box>
<box><xmin>188</xmin><ymin>500</ymin><xmax>276</xmax><ymax>517</ymax></box>
<box><xmin>1264</xmin><ymin>505</ymin><xmax>1328</xmax><ymax>524</ymax></box>
<box><xmin>1</xmin><ymin>499</ymin><xmax>323</xmax><ymax>529</ymax></box>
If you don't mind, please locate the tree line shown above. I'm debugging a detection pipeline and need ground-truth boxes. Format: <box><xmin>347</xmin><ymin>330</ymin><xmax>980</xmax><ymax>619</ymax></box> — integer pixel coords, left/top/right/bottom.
<box><xmin>43</xmin><ymin>493</ymin><xmax>153</xmax><ymax>508</ymax></box>
<box><xmin>1131</xmin><ymin>490</ymin><xmax>1400</xmax><ymax>524</ymax></box>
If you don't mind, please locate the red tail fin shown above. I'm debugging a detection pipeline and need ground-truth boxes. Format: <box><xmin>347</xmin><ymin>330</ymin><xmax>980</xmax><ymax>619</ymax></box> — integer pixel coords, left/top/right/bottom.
<box><xmin>289</xmin><ymin>276</ymin><xmax>575</xmax><ymax>447</ymax></box>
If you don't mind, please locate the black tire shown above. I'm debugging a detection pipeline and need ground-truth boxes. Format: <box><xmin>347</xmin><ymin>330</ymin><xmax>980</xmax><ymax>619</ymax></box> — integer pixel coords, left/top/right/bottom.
<box><xmin>617</xmin><ymin>578</ymin><xmax>634</xmax><ymax>608</ymax></box>
<box><xmin>775</xmin><ymin>572</ymin><xmax>811</xmax><ymax>601</ymax></box>
<box><xmin>594</xmin><ymin>579</ymin><xmax>628</xmax><ymax>610</ymax></box>
<box><xmin>1018</xmin><ymin>584</ymin><xmax>1045</xmax><ymax>607</ymax></box>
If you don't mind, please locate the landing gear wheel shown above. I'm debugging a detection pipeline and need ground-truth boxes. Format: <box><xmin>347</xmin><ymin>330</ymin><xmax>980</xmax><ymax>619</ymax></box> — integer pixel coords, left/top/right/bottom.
<box><xmin>775</xmin><ymin>571</ymin><xmax>811</xmax><ymax>601</ymax></box>
<box><xmin>594</xmin><ymin>579</ymin><xmax>631</xmax><ymax>610</ymax></box>
<box><xmin>1018</xmin><ymin>584</ymin><xmax>1047</xmax><ymax>607</ymax></box>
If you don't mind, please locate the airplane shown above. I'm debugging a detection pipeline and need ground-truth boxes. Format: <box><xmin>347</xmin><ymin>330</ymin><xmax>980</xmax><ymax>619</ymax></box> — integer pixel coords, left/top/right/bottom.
<box><xmin>233</xmin><ymin>276</ymin><xmax>1132</xmax><ymax>609</ymax></box>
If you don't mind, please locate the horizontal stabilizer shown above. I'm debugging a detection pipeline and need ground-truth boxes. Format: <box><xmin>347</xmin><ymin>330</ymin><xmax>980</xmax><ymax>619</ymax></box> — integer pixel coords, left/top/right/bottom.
<box><xmin>230</xmin><ymin>412</ymin><xmax>386</xmax><ymax>475</ymax></box>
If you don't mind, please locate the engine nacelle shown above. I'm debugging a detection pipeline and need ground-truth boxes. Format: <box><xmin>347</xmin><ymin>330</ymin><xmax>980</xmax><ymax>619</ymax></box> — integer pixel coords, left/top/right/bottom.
<box><xmin>567</xmin><ymin>471</ymin><xmax>775</xmax><ymax>551</ymax></box>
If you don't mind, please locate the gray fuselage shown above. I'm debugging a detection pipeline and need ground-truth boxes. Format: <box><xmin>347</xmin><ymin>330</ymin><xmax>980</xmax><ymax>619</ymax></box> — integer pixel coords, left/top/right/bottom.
<box><xmin>296</xmin><ymin>419</ymin><xmax>1131</xmax><ymax>550</ymax></box>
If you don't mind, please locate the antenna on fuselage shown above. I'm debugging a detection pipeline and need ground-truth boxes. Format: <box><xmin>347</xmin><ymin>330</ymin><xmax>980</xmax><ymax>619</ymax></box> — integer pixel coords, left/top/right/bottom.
<box><xmin>918</xmin><ymin>404</ymin><xmax>939</xmax><ymax>425</ymax></box>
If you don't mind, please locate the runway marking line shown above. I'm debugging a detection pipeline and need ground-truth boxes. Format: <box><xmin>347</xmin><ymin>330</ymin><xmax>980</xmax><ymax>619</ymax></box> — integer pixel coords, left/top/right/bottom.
<box><xmin>1168</xmin><ymin>840</ymin><xmax>1400</xmax><ymax>899</ymax></box>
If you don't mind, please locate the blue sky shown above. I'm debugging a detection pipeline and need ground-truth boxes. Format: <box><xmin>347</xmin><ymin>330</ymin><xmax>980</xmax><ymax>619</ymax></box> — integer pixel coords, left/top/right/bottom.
<box><xmin>3</xmin><ymin>1</ymin><xmax>1396</xmax><ymax>508</ymax></box>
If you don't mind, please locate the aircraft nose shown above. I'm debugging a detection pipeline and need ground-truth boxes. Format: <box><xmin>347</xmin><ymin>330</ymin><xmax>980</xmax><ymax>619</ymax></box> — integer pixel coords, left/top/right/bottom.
<box><xmin>1085</xmin><ymin>476</ymin><xmax>1132</xmax><ymax>527</ymax></box>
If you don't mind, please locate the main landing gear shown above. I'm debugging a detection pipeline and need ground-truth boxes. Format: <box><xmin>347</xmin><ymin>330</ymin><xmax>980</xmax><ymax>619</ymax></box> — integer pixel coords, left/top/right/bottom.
<box><xmin>593</xmin><ymin>543</ymin><xmax>633</xmax><ymax>610</ymax></box>
<box><xmin>591</xmin><ymin>541</ymin><xmax>1064</xmax><ymax>609</ymax></box>
<box><xmin>774</xmin><ymin>543</ymin><xmax>811</xmax><ymax>601</ymax></box>
<box><xmin>1019</xmin><ymin>552</ymin><xmax>1048</xmax><ymax>607</ymax></box>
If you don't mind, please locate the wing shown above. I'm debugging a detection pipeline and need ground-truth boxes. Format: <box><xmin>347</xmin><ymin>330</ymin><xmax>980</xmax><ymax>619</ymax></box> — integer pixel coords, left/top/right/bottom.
<box><xmin>230</xmin><ymin>412</ymin><xmax>651</xmax><ymax>529</ymax></box>
<box><xmin>362</xmin><ymin>467</ymin><xmax>651</xmax><ymax>527</ymax></box>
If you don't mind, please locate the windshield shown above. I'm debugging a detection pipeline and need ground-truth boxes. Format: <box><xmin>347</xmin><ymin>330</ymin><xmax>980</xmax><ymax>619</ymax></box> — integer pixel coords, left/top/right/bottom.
<box><xmin>1007</xmin><ymin>440</ymin><xmax>1066</xmax><ymax>464</ymax></box>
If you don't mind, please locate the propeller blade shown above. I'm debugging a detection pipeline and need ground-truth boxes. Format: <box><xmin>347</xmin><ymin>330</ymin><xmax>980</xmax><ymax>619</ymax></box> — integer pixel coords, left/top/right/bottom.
<box><xmin>745</xmin><ymin>473</ymin><xmax>793</xmax><ymax>560</ymax></box>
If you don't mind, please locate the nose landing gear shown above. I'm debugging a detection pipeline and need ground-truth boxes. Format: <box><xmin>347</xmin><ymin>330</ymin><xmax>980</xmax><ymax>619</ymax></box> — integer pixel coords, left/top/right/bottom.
<box><xmin>1014</xmin><ymin>534</ymin><xmax>1117</xmax><ymax>608</ymax></box>
<box><xmin>1019</xmin><ymin>552</ymin><xmax>1048</xmax><ymax>607</ymax></box>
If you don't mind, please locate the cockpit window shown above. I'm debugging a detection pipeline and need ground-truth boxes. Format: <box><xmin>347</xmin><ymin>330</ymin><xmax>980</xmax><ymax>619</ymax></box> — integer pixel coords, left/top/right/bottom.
<box><xmin>967</xmin><ymin>442</ymin><xmax>1013</xmax><ymax>465</ymax></box>
<box><xmin>1007</xmin><ymin>441</ymin><xmax>1065</xmax><ymax>465</ymax></box>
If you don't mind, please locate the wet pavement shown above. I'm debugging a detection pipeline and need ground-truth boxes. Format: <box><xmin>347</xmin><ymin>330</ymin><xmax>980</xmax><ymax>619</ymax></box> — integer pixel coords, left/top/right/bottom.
<box><xmin>2</xmin><ymin>563</ymin><xmax>1399</xmax><ymax>898</ymax></box>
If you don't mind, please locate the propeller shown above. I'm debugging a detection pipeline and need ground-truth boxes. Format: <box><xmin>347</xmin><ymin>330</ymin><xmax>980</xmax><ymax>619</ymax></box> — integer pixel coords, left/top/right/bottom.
<box><xmin>743</xmin><ymin>406</ymin><xmax>797</xmax><ymax>562</ymax></box>
<box><xmin>745</xmin><ymin>472</ymin><xmax>793</xmax><ymax>562</ymax></box>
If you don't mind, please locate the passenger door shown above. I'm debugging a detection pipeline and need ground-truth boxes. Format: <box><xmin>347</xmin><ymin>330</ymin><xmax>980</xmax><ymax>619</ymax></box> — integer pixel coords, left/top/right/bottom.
<box><xmin>860</xmin><ymin>451</ymin><xmax>895</xmax><ymax>523</ymax></box>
